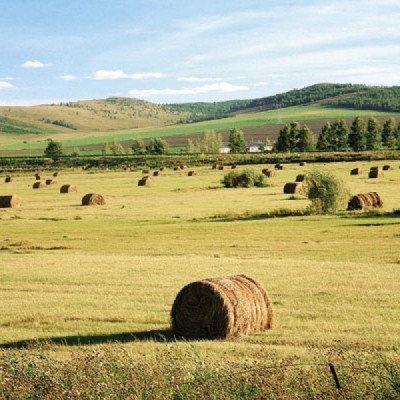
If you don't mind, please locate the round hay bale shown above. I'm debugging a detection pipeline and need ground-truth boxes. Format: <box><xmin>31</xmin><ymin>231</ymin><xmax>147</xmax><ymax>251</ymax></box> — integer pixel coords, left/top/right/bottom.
<box><xmin>295</xmin><ymin>174</ymin><xmax>309</xmax><ymax>182</ymax></box>
<box><xmin>179</xmin><ymin>165</ymin><xmax>186</xmax><ymax>170</ymax></box>
<box><xmin>347</xmin><ymin>192</ymin><xmax>383</xmax><ymax>210</ymax></box>
<box><xmin>218</xmin><ymin>165</ymin><xmax>224</xmax><ymax>170</ymax></box>
<box><xmin>35</xmin><ymin>173</ymin><xmax>44</xmax><ymax>181</ymax></box>
<box><xmin>171</xmin><ymin>274</ymin><xmax>273</xmax><ymax>339</ymax></box>
<box><xmin>383</xmin><ymin>165</ymin><xmax>393</xmax><ymax>171</ymax></box>
<box><xmin>32</xmin><ymin>181</ymin><xmax>46</xmax><ymax>189</ymax></box>
<box><xmin>4</xmin><ymin>176</ymin><xmax>13</xmax><ymax>183</ymax></box>
<box><xmin>369</xmin><ymin>166</ymin><xmax>380</xmax><ymax>171</ymax></box>
<box><xmin>275</xmin><ymin>163</ymin><xmax>284</xmax><ymax>170</ymax></box>
<box><xmin>188</xmin><ymin>170</ymin><xmax>197</xmax><ymax>176</ymax></box>
<box><xmin>153</xmin><ymin>171</ymin><xmax>160</xmax><ymax>176</ymax></box>
<box><xmin>46</xmin><ymin>179</ymin><xmax>56</xmax><ymax>185</ymax></box>
<box><xmin>138</xmin><ymin>176</ymin><xmax>152</xmax><ymax>187</ymax></box>
<box><xmin>173</xmin><ymin>166</ymin><xmax>179</xmax><ymax>171</ymax></box>
<box><xmin>53</xmin><ymin>171</ymin><xmax>59</xmax><ymax>177</ymax></box>
<box><xmin>299</xmin><ymin>161</ymin><xmax>307</xmax><ymax>166</ymax></box>
<box><xmin>350</xmin><ymin>167</ymin><xmax>362</xmax><ymax>175</ymax></box>
<box><xmin>81</xmin><ymin>193</ymin><xmax>105</xmax><ymax>206</ymax></box>
<box><xmin>0</xmin><ymin>194</ymin><xmax>22</xmax><ymax>208</ymax></box>
<box><xmin>212</xmin><ymin>163</ymin><xmax>217</xmax><ymax>169</ymax></box>
<box><xmin>262</xmin><ymin>169</ymin><xmax>275</xmax><ymax>177</ymax></box>
<box><xmin>368</xmin><ymin>169</ymin><xmax>384</xmax><ymax>178</ymax></box>
<box><xmin>283</xmin><ymin>182</ymin><xmax>305</xmax><ymax>194</ymax></box>
<box><xmin>60</xmin><ymin>184</ymin><xmax>77</xmax><ymax>193</ymax></box>
<box><xmin>231</xmin><ymin>164</ymin><xmax>237</xmax><ymax>169</ymax></box>
<box><xmin>159</xmin><ymin>167</ymin><xmax>165</xmax><ymax>171</ymax></box>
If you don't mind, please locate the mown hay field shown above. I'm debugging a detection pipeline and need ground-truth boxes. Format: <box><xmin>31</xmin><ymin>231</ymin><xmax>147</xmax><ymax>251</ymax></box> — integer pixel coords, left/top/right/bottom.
<box><xmin>0</xmin><ymin>161</ymin><xmax>399</xmax><ymax>365</ymax></box>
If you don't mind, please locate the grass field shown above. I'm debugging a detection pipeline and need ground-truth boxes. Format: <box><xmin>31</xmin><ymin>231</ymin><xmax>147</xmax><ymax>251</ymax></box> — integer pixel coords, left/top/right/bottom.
<box><xmin>1</xmin><ymin>161</ymin><xmax>399</xmax><ymax>397</ymax></box>
<box><xmin>1</xmin><ymin>104</ymin><xmax>398</xmax><ymax>154</ymax></box>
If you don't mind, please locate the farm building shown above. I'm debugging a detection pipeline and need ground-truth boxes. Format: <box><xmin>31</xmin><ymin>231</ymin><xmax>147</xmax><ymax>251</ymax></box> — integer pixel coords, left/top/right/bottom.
<box><xmin>219</xmin><ymin>142</ymin><xmax>273</xmax><ymax>154</ymax></box>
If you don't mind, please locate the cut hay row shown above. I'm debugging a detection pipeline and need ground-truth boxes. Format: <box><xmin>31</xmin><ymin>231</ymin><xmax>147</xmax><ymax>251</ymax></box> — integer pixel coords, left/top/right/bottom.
<box><xmin>347</xmin><ymin>192</ymin><xmax>383</xmax><ymax>211</ymax></box>
<box><xmin>0</xmin><ymin>194</ymin><xmax>21</xmax><ymax>208</ymax></box>
<box><xmin>171</xmin><ymin>274</ymin><xmax>273</xmax><ymax>339</ymax></box>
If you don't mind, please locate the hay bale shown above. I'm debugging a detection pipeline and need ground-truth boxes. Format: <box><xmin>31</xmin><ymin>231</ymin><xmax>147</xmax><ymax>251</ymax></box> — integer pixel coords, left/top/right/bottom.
<box><xmin>81</xmin><ymin>193</ymin><xmax>105</xmax><ymax>206</ymax></box>
<box><xmin>299</xmin><ymin>161</ymin><xmax>307</xmax><ymax>166</ymax></box>
<box><xmin>173</xmin><ymin>166</ymin><xmax>179</xmax><ymax>171</ymax></box>
<box><xmin>60</xmin><ymin>184</ymin><xmax>77</xmax><ymax>193</ymax></box>
<box><xmin>53</xmin><ymin>171</ymin><xmax>59</xmax><ymax>177</ymax></box>
<box><xmin>153</xmin><ymin>171</ymin><xmax>160</xmax><ymax>176</ymax></box>
<box><xmin>171</xmin><ymin>274</ymin><xmax>273</xmax><ymax>339</ymax></box>
<box><xmin>347</xmin><ymin>192</ymin><xmax>383</xmax><ymax>210</ymax></box>
<box><xmin>275</xmin><ymin>163</ymin><xmax>284</xmax><ymax>170</ymax></box>
<box><xmin>383</xmin><ymin>165</ymin><xmax>393</xmax><ymax>171</ymax></box>
<box><xmin>368</xmin><ymin>169</ymin><xmax>384</xmax><ymax>178</ymax></box>
<box><xmin>0</xmin><ymin>195</ymin><xmax>22</xmax><ymax>208</ymax></box>
<box><xmin>159</xmin><ymin>167</ymin><xmax>165</xmax><ymax>171</ymax></box>
<box><xmin>4</xmin><ymin>176</ymin><xmax>12</xmax><ymax>183</ymax></box>
<box><xmin>46</xmin><ymin>179</ymin><xmax>56</xmax><ymax>185</ymax></box>
<box><xmin>138</xmin><ymin>176</ymin><xmax>152</xmax><ymax>187</ymax></box>
<box><xmin>283</xmin><ymin>182</ymin><xmax>305</xmax><ymax>194</ymax></box>
<box><xmin>218</xmin><ymin>165</ymin><xmax>224</xmax><ymax>170</ymax></box>
<box><xmin>369</xmin><ymin>166</ymin><xmax>380</xmax><ymax>171</ymax></box>
<box><xmin>32</xmin><ymin>181</ymin><xmax>46</xmax><ymax>189</ymax></box>
<box><xmin>188</xmin><ymin>170</ymin><xmax>197</xmax><ymax>176</ymax></box>
<box><xmin>179</xmin><ymin>165</ymin><xmax>186</xmax><ymax>170</ymax></box>
<box><xmin>262</xmin><ymin>168</ymin><xmax>275</xmax><ymax>177</ymax></box>
<box><xmin>350</xmin><ymin>167</ymin><xmax>362</xmax><ymax>175</ymax></box>
<box><xmin>295</xmin><ymin>174</ymin><xmax>309</xmax><ymax>183</ymax></box>
<box><xmin>231</xmin><ymin>164</ymin><xmax>237</xmax><ymax>169</ymax></box>
<box><xmin>142</xmin><ymin>169</ymin><xmax>150</xmax><ymax>174</ymax></box>
<box><xmin>35</xmin><ymin>173</ymin><xmax>44</xmax><ymax>181</ymax></box>
<box><xmin>212</xmin><ymin>163</ymin><xmax>217</xmax><ymax>169</ymax></box>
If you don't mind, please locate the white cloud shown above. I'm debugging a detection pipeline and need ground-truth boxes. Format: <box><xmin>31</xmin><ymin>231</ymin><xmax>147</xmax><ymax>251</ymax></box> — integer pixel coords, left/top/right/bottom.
<box><xmin>0</xmin><ymin>81</ymin><xmax>13</xmax><ymax>89</ymax></box>
<box><xmin>252</xmin><ymin>81</ymin><xmax>268</xmax><ymax>87</ymax></box>
<box><xmin>93</xmin><ymin>69</ymin><xmax>165</xmax><ymax>80</ymax></box>
<box><xmin>129</xmin><ymin>82</ymin><xmax>248</xmax><ymax>97</ymax></box>
<box><xmin>177</xmin><ymin>76</ymin><xmax>223</xmax><ymax>82</ymax></box>
<box><xmin>21</xmin><ymin>60</ymin><xmax>51</xmax><ymax>68</ymax></box>
<box><xmin>60</xmin><ymin>74</ymin><xmax>78</xmax><ymax>81</ymax></box>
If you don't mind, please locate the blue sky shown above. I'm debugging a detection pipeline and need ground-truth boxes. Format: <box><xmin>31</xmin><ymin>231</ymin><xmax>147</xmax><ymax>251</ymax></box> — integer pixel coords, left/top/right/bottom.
<box><xmin>1</xmin><ymin>0</ymin><xmax>399</xmax><ymax>105</ymax></box>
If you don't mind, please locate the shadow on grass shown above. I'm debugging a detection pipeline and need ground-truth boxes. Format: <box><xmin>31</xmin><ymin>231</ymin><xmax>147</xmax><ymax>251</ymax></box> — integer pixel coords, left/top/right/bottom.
<box><xmin>0</xmin><ymin>329</ymin><xmax>186</xmax><ymax>349</ymax></box>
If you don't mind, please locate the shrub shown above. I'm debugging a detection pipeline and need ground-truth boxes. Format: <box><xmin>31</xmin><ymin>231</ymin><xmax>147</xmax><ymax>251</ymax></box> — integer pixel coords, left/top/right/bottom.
<box><xmin>306</xmin><ymin>170</ymin><xmax>349</xmax><ymax>214</ymax></box>
<box><xmin>222</xmin><ymin>169</ymin><xmax>268</xmax><ymax>188</ymax></box>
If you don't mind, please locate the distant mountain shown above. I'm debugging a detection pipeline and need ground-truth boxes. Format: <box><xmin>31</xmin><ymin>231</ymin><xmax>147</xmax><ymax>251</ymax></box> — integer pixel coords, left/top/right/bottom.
<box><xmin>165</xmin><ymin>83</ymin><xmax>400</xmax><ymax>122</ymax></box>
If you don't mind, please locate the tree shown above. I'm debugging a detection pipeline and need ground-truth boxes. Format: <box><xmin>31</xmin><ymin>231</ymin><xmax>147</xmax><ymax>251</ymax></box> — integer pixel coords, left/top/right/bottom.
<box><xmin>288</xmin><ymin>122</ymin><xmax>300</xmax><ymax>151</ymax></box>
<box><xmin>349</xmin><ymin>117</ymin><xmax>367</xmax><ymax>151</ymax></box>
<box><xmin>317</xmin><ymin>122</ymin><xmax>331</xmax><ymax>151</ymax></box>
<box><xmin>228</xmin><ymin>128</ymin><xmax>246</xmax><ymax>153</ymax></box>
<box><xmin>296</xmin><ymin>124</ymin><xmax>315</xmax><ymax>152</ymax></box>
<box><xmin>186</xmin><ymin>139</ymin><xmax>197</xmax><ymax>154</ymax></box>
<box><xmin>366</xmin><ymin>117</ymin><xmax>382</xmax><ymax>150</ymax></box>
<box><xmin>44</xmin><ymin>139</ymin><xmax>63</xmax><ymax>161</ymax></box>
<box><xmin>199</xmin><ymin>130</ymin><xmax>223</xmax><ymax>153</ymax></box>
<box><xmin>145</xmin><ymin>138</ymin><xmax>169</xmax><ymax>154</ymax></box>
<box><xmin>101</xmin><ymin>142</ymin><xmax>111</xmax><ymax>155</ymax></box>
<box><xmin>382</xmin><ymin>117</ymin><xmax>396</xmax><ymax>146</ymax></box>
<box><xmin>274</xmin><ymin>124</ymin><xmax>290</xmax><ymax>152</ymax></box>
<box><xmin>110</xmin><ymin>140</ymin><xmax>125</xmax><ymax>155</ymax></box>
<box><xmin>332</xmin><ymin>119</ymin><xmax>349</xmax><ymax>151</ymax></box>
<box><xmin>131</xmin><ymin>138</ymin><xmax>146</xmax><ymax>155</ymax></box>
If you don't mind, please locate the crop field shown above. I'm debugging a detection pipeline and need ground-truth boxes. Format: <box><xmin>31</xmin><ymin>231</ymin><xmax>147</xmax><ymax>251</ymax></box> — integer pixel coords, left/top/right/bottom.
<box><xmin>1</xmin><ymin>161</ymin><xmax>400</xmax><ymax>397</ymax></box>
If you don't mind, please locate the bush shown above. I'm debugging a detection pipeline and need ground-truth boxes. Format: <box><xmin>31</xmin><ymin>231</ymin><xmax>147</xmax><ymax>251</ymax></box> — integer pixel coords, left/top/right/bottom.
<box><xmin>222</xmin><ymin>169</ymin><xmax>268</xmax><ymax>188</ymax></box>
<box><xmin>306</xmin><ymin>170</ymin><xmax>349</xmax><ymax>214</ymax></box>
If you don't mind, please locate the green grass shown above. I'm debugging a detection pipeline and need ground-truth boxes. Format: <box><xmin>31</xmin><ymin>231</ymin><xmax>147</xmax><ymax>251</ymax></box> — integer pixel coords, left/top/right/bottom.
<box><xmin>0</xmin><ymin>161</ymin><xmax>399</xmax><ymax>396</ymax></box>
<box><xmin>1</xmin><ymin>104</ymin><xmax>398</xmax><ymax>152</ymax></box>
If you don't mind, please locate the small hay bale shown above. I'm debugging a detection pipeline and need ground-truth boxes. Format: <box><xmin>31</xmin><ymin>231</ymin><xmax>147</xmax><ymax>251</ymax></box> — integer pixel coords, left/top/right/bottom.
<box><xmin>231</xmin><ymin>164</ymin><xmax>237</xmax><ymax>169</ymax></box>
<box><xmin>299</xmin><ymin>161</ymin><xmax>307</xmax><ymax>166</ymax></box>
<box><xmin>383</xmin><ymin>165</ymin><xmax>393</xmax><ymax>171</ymax></box>
<box><xmin>369</xmin><ymin>166</ymin><xmax>380</xmax><ymax>171</ymax></box>
<box><xmin>53</xmin><ymin>171</ymin><xmax>59</xmax><ymax>177</ymax></box>
<box><xmin>283</xmin><ymin>182</ymin><xmax>305</xmax><ymax>194</ymax></box>
<box><xmin>188</xmin><ymin>170</ymin><xmax>197</xmax><ymax>176</ymax></box>
<box><xmin>275</xmin><ymin>163</ymin><xmax>284</xmax><ymax>170</ymax></box>
<box><xmin>46</xmin><ymin>179</ymin><xmax>56</xmax><ymax>185</ymax></box>
<box><xmin>142</xmin><ymin>169</ymin><xmax>150</xmax><ymax>174</ymax></box>
<box><xmin>138</xmin><ymin>176</ymin><xmax>152</xmax><ymax>187</ymax></box>
<box><xmin>347</xmin><ymin>192</ymin><xmax>383</xmax><ymax>210</ymax></box>
<box><xmin>159</xmin><ymin>167</ymin><xmax>165</xmax><ymax>171</ymax></box>
<box><xmin>179</xmin><ymin>165</ymin><xmax>186</xmax><ymax>170</ymax></box>
<box><xmin>4</xmin><ymin>176</ymin><xmax>13</xmax><ymax>183</ymax></box>
<box><xmin>218</xmin><ymin>165</ymin><xmax>224</xmax><ymax>170</ymax></box>
<box><xmin>171</xmin><ymin>274</ymin><xmax>273</xmax><ymax>339</ymax></box>
<box><xmin>173</xmin><ymin>166</ymin><xmax>179</xmax><ymax>171</ymax></box>
<box><xmin>32</xmin><ymin>181</ymin><xmax>46</xmax><ymax>189</ymax></box>
<box><xmin>262</xmin><ymin>169</ymin><xmax>275</xmax><ymax>177</ymax></box>
<box><xmin>0</xmin><ymin>195</ymin><xmax>22</xmax><ymax>208</ymax></box>
<box><xmin>368</xmin><ymin>169</ymin><xmax>384</xmax><ymax>178</ymax></box>
<box><xmin>81</xmin><ymin>193</ymin><xmax>105</xmax><ymax>206</ymax></box>
<box><xmin>60</xmin><ymin>184</ymin><xmax>77</xmax><ymax>193</ymax></box>
<box><xmin>153</xmin><ymin>171</ymin><xmax>160</xmax><ymax>176</ymax></box>
<box><xmin>350</xmin><ymin>167</ymin><xmax>362</xmax><ymax>175</ymax></box>
<box><xmin>35</xmin><ymin>173</ymin><xmax>44</xmax><ymax>181</ymax></box>
<box><xmin>295</xmin><ymin>174</ymin><xmax>309</xmax><ymax>183</ymax></box>
<box><xmin>212</xmin><ymin>163</ymin><xmax>217</xmax><ymax>169</ymax></box>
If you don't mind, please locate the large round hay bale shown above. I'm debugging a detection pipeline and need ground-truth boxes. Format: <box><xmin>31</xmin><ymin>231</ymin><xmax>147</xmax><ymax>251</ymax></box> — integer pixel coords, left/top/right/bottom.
<box><xmin>153</xmin><ymin>171</ymin><xmax>160</xmax><ymax>176</ymax></box>
<box><xmin>347</xmin><ymin>192</ymin><xmax>383</xmax><ymax>210</ymax></box>
<box><xmin>262</xmin><ymin>168</ymin><xmax>275</xmax><ymax>177</ymax></box>
<box><xmin>32</xmin><ymin>181</ymin><xmax>46</xmax><ymax>189</ymax></box>
<box><xmin>188</xmin><ymin>170</ymin><xmax>197</xmax><ymax>176</ymax></box>
<box><xmin>383</xmin><ymin>165</ymin><xmax>393</xmax><ymax>171</ymax></box>
<box><xmin>46</xmin><ymin>179</ymin><xmax>56</xmax><ymax>185</ymax></box>
<box><xmin>81</xmin><ymin>193</ymin><xmax>105</xmax><ymax>206</ymax></box>
<box><xmin>283</xmin><ymin>182</ymin><xmax>305</xmax><ymax>194</ymax></box>
<box><xmin>218</xmin><ymin>165</ymin><xmax>224</xmax><ymax>170</ymax></box>
<box><xmin>350</xmin><ymin>167</ymin><xmax>362</xmax><ymax>175</ymax></box>
<box><xmin>368</xmin><ymin>169</ymin><xmax>384</xmax><ymax>178</ymax></box>
<box><xmin>299</xmin><ymin>161</ymin><xmax>307</xmax><ymax>166</ymax></box>
<box><xmin>295</xmin><ymin>174</ymin><xmax>309</xmax><ymax>182</ymax></box>
<box><xmin>369</xmin><ymin>166</ymin><xmax>380</xmax><ymax>171</ymax></box>
<box><xmin>60</xmin><ymin>184</ymin><xmax>77</xmax><ymax>193</ymax></box>
<box><xmin>275</xmin><ymin>163</ymin><xmax>284</xmax><ymax>170</ymax></box>
<box><xmin>231</xmin><ymin>164</ymin><xmax>237</xmax><ymax>169</ymax></box>
<box><xmin>0</xmin><ymin>195</ymin><xmax>22</xmax><ymax>208</ymax></box>
<box><xmin>173</xmin><ymin>166</ymin><xmax>179</xmax><ymax>171</ymax></box>
<box><xmin>171</xmin><ymin>274</ymin><xmax>273</xmax><ymax>339</ymax></box>
<box><xmin>138</xmin><ymin>176</ymin><xmax>152</xmax><ymax>187</ymax></box>
<box><xmin>53</xmin><ymin>171</ymin><xmax>59</xmax><ymax>177</ymax></box>
<box><xmin>179</xmin><ymin>165</ymin><xmax>186</xmax><ymax>170</ymax></box>
<box><xmin>4</xmin><ymin>176</ymin><xmax>13</xmax><ymax>183</ymax></box>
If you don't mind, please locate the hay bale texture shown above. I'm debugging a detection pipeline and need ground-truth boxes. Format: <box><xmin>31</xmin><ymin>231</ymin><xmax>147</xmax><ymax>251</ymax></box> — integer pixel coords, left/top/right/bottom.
<box><xmin>60</xmin><ymin>184</ymin><xmax>77</xmax><ymax>193</ymax></box>
<box><xmin>283</xmin><ymin>182</ymin><xmax>305</xmax><ymax>194</ymax></box>
<box><xmin>347</xmin><ymin>192</ymin><xmax>383</xmax><ymax>210</ymax></box>
<box><xmin>138</xmin><ymin>176</ymin><xmax>152</xmax><ymax>187</ymax></box>
<box><xmin>32</xmin><ymin>181</ymin><xmax>46</xmax><ymax>189</ymax></box>
<box><xmin>171</xmin><ymin>274</ymin><xmax>273</xmax><ymax>339</ymax></box>
<box><xmin>350</xmin><ymin>168</ymin><xmax>362</xmax><ymax>175</ymax></box>
<box><xmin>81</xmin><ymin>193</ymin><xmax>105</xmax><ymax>206</ymax></box>
<box><xmin>369</xmin><ymin>169</ymin><xmax>384</xmax><ymax>178</ymax></box>
<box><xmin>0</xmin><ymin>195</ymin><xmax>22</xmax><ymax>208</ymax></box>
